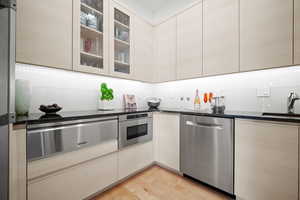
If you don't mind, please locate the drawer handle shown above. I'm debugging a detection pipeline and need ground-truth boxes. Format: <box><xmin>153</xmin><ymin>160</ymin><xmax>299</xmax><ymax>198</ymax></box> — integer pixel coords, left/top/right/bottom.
<box><xmin>28</xmin><ymin>124</ymin><xmax>85</xmax><ymax>134</ymax></box>
<box><xmin>77</xmin><ymin>141</ymin><xmax>88</xmax><ymax>146</ymax></box>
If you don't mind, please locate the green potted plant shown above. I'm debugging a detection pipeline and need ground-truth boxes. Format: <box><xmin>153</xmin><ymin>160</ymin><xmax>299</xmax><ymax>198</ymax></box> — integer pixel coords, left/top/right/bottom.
<box><xmin>98</xmin><ymin>83</ymin><xmax>115</xmax><ymax>110</ymax></box>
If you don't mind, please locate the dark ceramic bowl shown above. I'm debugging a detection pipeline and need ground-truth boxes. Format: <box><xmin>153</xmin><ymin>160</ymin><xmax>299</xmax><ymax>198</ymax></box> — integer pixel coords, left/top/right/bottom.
<box><xmin>39</xmin><ymin>105</ymin><xmax>62</xmax><ymax>114</ymax></box>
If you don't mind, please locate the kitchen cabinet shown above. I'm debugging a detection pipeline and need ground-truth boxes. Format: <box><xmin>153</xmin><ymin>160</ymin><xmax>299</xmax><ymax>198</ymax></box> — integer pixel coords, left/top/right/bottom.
<box><xmin>110</xmin><ymin>2</ymin><xmax>134</xmax><ymax>79</ymax></box>
<box><xmin>28</xmin><ymin>152</ymin><xmax>118</xmax><ymax>200</ymax></box>
<box><xmin>118</xmin><ymin>141</ymin><xmax>154</xmax><ymax>180</ymax></box>
<box><xmin>295</xmin><ymin>0</ymin><xmax>300</xmax><ymax>64</ymax></box>
<box><xmin>28</xmin><ymin>140</ymin><xmax>118</xmax><ymax>180</ymax></box>
<box><xmin>235</xmin><ymin>119</ymin><xmax>298</xmax><ymax>200</ymax></box>
<box><xmin>16</xmin><ymin>0</ymin><xmax>73</xmax><ymax>70</ymax></box>
<box><xmin>73</xmin><ymin>0</ymin><xmax>109</xmax><ymax>75</ymax></box>
<box><xmin>176</xmin><ymin>3</ymin><xmax>203</xmax><ymax>80</ymax></box>
<box><xmin>240</xmin><ymin>0</ymin><xmax>293</xmax><ymax>71</ymax></box>
<box><xmin>132</xmin><ymin>16</ymin><xmax>154</xmax><ymax>82</ymax></box>
<box><xmin>154</xmin><ymin>18</ymin><xmax>177</xmax><ymax>82</ymax></box>
<box><xmin>153</xmin><ymin>113</ymin><xmax>180</xmax><ymax>171</ymax></box>
<box><xmin>203</xmin><ymin>0</ymin><xmax>239</xmax><ymax>76</ymax></box>
<box><xmin>9</xmin><ymin>126</ymin><xmax>26</xmax><ymax>200</ymax></box>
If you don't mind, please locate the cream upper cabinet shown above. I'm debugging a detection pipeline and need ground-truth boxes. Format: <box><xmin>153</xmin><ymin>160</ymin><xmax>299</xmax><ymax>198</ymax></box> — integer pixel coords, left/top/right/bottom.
<box><xmin>16</xmin><ymin>0</ymin><xmax>72</xmax><ymax>70</ymax></box>
<box><xmin>154</xmin><ymin>18</ymin><xmax>177</xmax><ymax>82</ymax></box>
<box><xmin>240</xmin><ymin>0</ymin><xmax>293</xmax><ymax>71</ymax></box>
<box><xmin>73</xmin><ymin>0</ymin><xmax>109</xmax><ymax>75</ymax></box>
<box><xmin>177</xmin><ymin>3</ymin><xmax>203</xmax><ymax>80</ymax></box>
<box><xmin>132</xmin><ymin>17</ymin><xmax>154</xmax><ymax>82</ymax></box>
<box><xmin>203</xmin><ymin>0</ymin><xmax>239</xmax><ymax>76</ymax></box>
<box><xmin>235</xmin><ymin>119</ymin><xmax>298</xmax><ymax>200</ymax></box>
<box><xmin>295</xmin><ymin>0</ymin><xmax>300</xmax><ymax>64</ymax></box>
<box><xmin>109</xmin><ymin>1</ymin><xmax>134</xmax><ymax>79</ymax></box>
<box><xmin>153</xmin><ymin>113</ymin><xmax>180</xmax><ymax>171</ymax></box>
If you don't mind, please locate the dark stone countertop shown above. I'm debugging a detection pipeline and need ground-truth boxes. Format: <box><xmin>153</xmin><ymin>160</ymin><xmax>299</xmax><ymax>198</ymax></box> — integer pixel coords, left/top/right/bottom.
<box><xmin>159</xmin><ymin>108</ymin><xmax>300</xmax><ymax>124</ymax></box>
<box><xmin>14</xmin><ymin>107</ymin><xmax>300</xmax><ymax>125</ymax></box>
<box><xmin>14</xmin><ymin>108</ymin><xmax>153</xmax><ymax>125</ymax></box>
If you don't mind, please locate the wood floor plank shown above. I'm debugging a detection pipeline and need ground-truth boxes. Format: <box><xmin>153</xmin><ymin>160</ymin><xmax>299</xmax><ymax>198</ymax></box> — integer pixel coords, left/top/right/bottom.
<box><xmin>92</xmin><ymin>166</ymin><xmax>231</xmax><ymax>200</ymax></box>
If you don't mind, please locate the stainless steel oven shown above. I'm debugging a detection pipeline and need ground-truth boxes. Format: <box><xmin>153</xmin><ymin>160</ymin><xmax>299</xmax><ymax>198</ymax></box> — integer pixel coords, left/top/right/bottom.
<box><xmin>119</xmin><ymin>112</ymin><xmax>153</xmax><ymax>149</ymax></box>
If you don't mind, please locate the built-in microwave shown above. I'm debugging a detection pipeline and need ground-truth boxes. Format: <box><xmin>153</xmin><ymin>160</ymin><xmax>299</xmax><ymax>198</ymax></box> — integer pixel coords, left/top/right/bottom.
<box><xmin>118</xmin><ymin>112</ymin><xmax>153</xmax><ymax>149</ymax></box>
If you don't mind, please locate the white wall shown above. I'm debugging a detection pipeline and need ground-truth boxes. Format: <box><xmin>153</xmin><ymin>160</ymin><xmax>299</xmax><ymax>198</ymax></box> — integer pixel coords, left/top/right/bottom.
<box><xmin>16</xmin><ymin>63</ymin><xmax>154</xmax><ymax>113</ymax></box>
<box><xmin>153</xmin><ymin>66</ymin><xmax>300</xmax><ymax>113</ymax></box>
<box><xmin>16</xmin><ymin>63</ymin><xmax>300</xmax><ymax>114</ymax></box>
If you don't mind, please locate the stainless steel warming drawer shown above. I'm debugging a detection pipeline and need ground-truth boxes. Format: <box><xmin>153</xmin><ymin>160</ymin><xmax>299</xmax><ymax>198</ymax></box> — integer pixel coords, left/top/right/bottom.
<box><xmin>27</xmin><ymin>116</ymin><xmax>118</xmax><ymax>161</ymax></box>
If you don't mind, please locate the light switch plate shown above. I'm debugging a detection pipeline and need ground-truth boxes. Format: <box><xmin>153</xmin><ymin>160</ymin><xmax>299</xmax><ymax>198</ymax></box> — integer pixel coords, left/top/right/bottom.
<box><xmin>257</xmin><ymin>87</ymin><xmax>270</xmax><ymax>97</ymax></box>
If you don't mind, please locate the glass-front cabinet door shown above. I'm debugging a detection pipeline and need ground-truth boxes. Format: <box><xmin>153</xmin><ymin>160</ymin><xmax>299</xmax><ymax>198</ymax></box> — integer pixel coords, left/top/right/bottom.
<box><xmin>73</xmin><ymin>0</ymin><xmax>109</xmax><ymax>74</ymax></box>
<box><xmin>110</xmin><ymin>2</ymin><xmax>133</xmax><ymax>78</ymax></box>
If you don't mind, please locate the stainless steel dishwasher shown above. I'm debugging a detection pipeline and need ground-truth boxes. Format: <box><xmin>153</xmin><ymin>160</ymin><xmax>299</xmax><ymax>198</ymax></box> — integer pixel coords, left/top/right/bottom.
<box><xmin>27</xmin><ymin>116</ymin><xmax>118</xmax><ymax>161</ymax></box>
<box><xmin>180</xmin><ymin>115</ymin><xmax>234</xmax><ymax>195</ymax></box>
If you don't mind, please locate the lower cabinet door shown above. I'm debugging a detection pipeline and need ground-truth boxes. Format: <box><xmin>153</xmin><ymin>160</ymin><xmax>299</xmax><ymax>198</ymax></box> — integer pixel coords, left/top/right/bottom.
<box><xmin>28</xmin><ymin>153</ymin><xmax>118</xmax><ymax>200</ymax></box>
<box><xmin>9</xmin><ymin>127</ymin><xmax>27</xmax><ymax>200</ymax></box>
<box><xmin>118</xmin><ymin>141</ymin><xmax>154</xmax><ymax>180</ymax></box>
<box><xmin>235</xmin><ymin>120</ymin><xmax>298</xmax><ymax>200</ymax></box>
<box><xmin>153</xmin><ymin>113</ymin><xmax>180</xmax><ymax>171</ymax></box>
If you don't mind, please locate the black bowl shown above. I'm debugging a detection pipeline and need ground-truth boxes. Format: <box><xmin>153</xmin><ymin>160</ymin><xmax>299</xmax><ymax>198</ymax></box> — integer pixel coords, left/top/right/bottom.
<box><xmin>39</xmin><ymin>106</ymin><xmax>62</xmax><ymax>114</ymax></box>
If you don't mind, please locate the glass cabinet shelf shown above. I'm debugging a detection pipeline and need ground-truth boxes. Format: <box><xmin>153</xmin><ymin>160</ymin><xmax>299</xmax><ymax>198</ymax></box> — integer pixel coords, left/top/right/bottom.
<box><xmin>81</xmin><ymin>24</ymin><xmax>103</xmax><ymax>36</ymax></box>
<box><xmin>115</xmin><ymin>60</ymin><xmax>129</xmax><ymax>66</ymax></box>
<box><xmin>80</xmin><ymin>51</ymin><xmax>103</xmax><ymax>59</ymax></box>
<box><xmin>115</xmin><ymin>38</ymin><xmax>129</xmax><ymax>46</ymax></box>
<box><xmin>81</xmin><ymin>0</ymin><xmax>103</xmax><ymax>13</ymax></box>
<box><xmin>114</xmin><ymin>20</ymin><xmax>129</xmax><ymax>29</ymax></box>
<box><xmin>81</xmin><ymin>2</ymin><xmax>103</xmax><ymax>15</ymax></box>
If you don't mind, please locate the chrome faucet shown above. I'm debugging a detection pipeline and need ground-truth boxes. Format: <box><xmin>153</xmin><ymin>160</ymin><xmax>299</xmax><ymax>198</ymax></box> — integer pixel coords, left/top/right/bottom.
<box><xmin>287</xmin><ymin>92</ymin><xmax>300</xmax><ymax>113</ymax></box>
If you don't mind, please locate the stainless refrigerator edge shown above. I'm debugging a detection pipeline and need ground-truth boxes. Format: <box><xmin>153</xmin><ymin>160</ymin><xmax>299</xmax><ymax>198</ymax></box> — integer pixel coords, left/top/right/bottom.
<box><xmin>0</xmin><ymin>0</ymin><xmax>16</xmax><ymax>199</ymax></box>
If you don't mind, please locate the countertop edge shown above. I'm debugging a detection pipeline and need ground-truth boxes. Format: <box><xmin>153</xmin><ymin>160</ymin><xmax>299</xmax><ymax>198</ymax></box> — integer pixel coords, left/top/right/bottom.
<box><xmin>13</xmin><ymin>108</ymin><xmax>300</xmax><ymax>125</ymax></box>
<box><xmin>159</xmin><ymin>110</ymin><xmax>300</xmax><ymax>124</ymax></box>
<box><xmin>13</xmin><ymin>109</ymin><xmax>153</xmax><ymax>125</ymax></box>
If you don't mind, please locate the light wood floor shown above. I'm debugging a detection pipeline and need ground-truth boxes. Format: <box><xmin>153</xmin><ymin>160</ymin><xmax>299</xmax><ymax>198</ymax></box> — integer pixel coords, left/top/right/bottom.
<box><xmin>92</xmin><ymin>166</ymin><xmax>232</xmax><ymax>200</ymax></box>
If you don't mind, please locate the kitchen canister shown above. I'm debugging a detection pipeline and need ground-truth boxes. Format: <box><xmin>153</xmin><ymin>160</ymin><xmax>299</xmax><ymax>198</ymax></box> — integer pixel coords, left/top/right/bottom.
<box><xmin>15</xmin><ymin>79</ymin><xmax>32</xmax><ymax>116</ymax></box>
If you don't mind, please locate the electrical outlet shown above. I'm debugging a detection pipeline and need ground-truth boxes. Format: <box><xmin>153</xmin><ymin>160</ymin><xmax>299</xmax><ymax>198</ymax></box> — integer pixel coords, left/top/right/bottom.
<box><xmin>257</xmin><ymin>87</ymin><xmax>270</xmax><ymax>97</ymax></box>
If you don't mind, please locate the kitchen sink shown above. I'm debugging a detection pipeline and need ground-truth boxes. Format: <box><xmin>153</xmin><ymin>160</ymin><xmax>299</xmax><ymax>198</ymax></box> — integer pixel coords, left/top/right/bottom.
<box><xmin>262</xmin><ymin>112</ymin><xmax>300</xmax><ymax>118</ymax></box>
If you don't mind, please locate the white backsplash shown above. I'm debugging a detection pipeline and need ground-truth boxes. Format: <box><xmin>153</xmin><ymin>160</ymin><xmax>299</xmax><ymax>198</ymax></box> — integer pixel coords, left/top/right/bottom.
<box><xmin>153</xmin><ymin>66</ymin><xmax>300</xmax><ymax>113</ymax></box>
<box><xmin>16</xmin><ymin>63</ymin><xmax>300</xmax><ymax>114</ymax></box>
<box><xmin>16</xmin><ymin>63</ymin><xmax>154</xmax><ymax>113</ymax></box>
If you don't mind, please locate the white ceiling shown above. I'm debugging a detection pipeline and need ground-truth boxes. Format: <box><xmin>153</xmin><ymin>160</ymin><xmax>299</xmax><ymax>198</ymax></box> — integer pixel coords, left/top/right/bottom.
<box><xmin>116</xmin><ymin>0</ymin><xmax>200</xmax><ymax>24</ymax></box>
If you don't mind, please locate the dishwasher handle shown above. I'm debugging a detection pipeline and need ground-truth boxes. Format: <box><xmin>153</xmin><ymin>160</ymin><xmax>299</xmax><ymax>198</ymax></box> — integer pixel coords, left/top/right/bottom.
<box><xmin>186</xmin><ymin>121</ymin><xmax>223</xmax><ymax>130</ymax></box>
